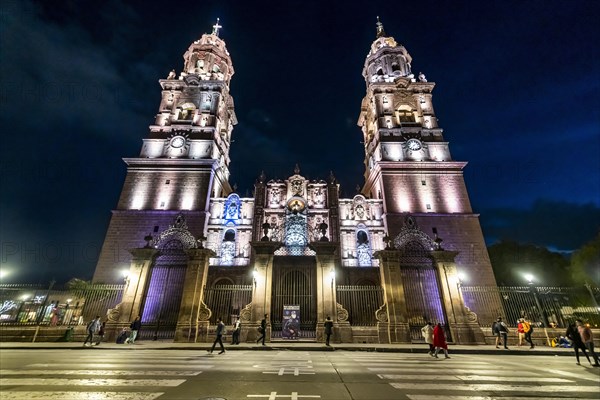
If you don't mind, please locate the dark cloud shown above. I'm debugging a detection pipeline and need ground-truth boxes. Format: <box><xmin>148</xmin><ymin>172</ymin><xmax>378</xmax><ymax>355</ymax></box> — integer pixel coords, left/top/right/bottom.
<box><xmin>481</xmin><ymin>200</ymin><xmax>600</xmax><ymax>251</ymax></box>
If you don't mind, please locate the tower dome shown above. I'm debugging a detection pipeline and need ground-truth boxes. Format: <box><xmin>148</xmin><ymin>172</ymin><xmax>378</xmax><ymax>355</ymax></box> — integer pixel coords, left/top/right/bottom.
<box><xmin>363</xmin><ymin>17</ymin><xmax>413</xmax><ymax>84</ymax></box>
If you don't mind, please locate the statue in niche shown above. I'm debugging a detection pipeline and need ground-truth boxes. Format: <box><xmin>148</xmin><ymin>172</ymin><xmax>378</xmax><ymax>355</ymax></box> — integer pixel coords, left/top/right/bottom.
<box><xmin>290</xmin><ymin>179</ymin><xmax>303</xmax><ymax>196</ymax></box>
<box><xmin>313</xmin><ymin>188</ymin><xmax>325</xmax><ymax>205</ymax></box>
<box><xmin>226</xmin><ymin>202</ymin><xmax>238</xmax><ymax>218</ymax></box>
<box><xmin>167</xmin><ymin>69</ymin><xmax>176</xmax><ymax>79</ymax></box>
<box><xmin>269</xmin><ymin>188</ymin><xmax>281</xmax><ymax>205</ymax></box>
<box><xmin>167</xmin><ymin>92</ymin><xmax>174</xmax><ymax>103</ymax></box>
<box><xmin>418</xmin><ymin>72</ymin><xmax>427</xmax><ymax>82</ymax></box>
<box><xmin>355</xmin><ymin>204</ymin><xmax>365</xmax><ymax>219</ymax></box>
<box><xmin>196</xmin><ymin>59</ymin><xmax>205</xmax><ymax>71</ymax></box>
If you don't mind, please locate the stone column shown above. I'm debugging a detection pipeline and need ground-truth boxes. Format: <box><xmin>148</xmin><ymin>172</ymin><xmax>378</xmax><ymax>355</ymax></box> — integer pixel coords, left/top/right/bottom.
<box><xmin>106</xmin><ymin>248</ymin><xmax>158</xmax><ymax>340</ymax></box>
<box><xmin>174</xmin><ymin>248</ymin><xmax>215</xmax><ymax>342</ymax></box>
<box><xmin>312</xmin><ymin>242</ymin><xmax>349</xmax><ymax>343</ymax></box>
<box><xmin>249</xmin><ymin>241</ymin><xmax>281</xmax><ymax>342</ymax></box>
<box><xmin>432</xmin><ymin>250</ymin><xmax>485</xmax><ymax>344</ymax></box>
<box><xmin>373</xmin><ymin>249</ymin><xmax>410</xmax><ymax>343</ymax></box>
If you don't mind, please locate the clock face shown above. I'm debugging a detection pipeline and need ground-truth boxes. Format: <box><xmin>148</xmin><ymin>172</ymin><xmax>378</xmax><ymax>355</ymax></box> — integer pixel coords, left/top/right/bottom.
<box><xmin>406</xmin><ymin>138</ymin><xmax>422</xmax><ymax>151</ymax></box>
<box><xmin>170</xmin><ymin>136</ymin><xmax>185</xmax><ymax>149</ymax></box>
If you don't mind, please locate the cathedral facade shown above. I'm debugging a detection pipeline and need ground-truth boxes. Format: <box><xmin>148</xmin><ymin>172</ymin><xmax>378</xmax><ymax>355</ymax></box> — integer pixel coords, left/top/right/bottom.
<box><xmin>94</xmin><ymin>20</ymin><xmax>495</xmax><ymax>344</ymax></box>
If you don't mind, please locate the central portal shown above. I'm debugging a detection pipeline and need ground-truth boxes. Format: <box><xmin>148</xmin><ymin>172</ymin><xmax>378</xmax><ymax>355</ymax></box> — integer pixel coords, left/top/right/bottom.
<box><xmin>271</xmin><ymin>256</ymin><xmax>317</xmax><ymax>340</ymax></box>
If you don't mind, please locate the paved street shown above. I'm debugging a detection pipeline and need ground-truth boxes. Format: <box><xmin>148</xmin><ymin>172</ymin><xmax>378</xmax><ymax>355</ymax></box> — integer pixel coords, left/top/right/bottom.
<box><xmin>1</xmin><ymin>347</ymin><xmax>599</xmax><ymax>400</ymax></box>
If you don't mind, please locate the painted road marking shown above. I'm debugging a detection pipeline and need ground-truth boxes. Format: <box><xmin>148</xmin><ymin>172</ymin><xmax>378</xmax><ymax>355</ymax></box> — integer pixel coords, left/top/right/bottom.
<box><xmin>0</xmin><ymin>378</ymin><xmax>186</xmax><ymax>386</ymax></box>
<box><xmin>407</xmin><ymin>397</ymin><xmax>589</xmax><ymax>400</ymax></box>
<box><xmin>368</xmin><ymin>368</ymin><xmax>541</xmax><ymax>376</ymax></box>
<box><xmin>377</xmin><ymin>374</ymin><xmax>573</xmax><ymax>382</ymax></box>
<box><xmin>27</xmin><ymin>363</ymin><xmax>212</xmax><ymax>369</ymax></box>
<box><xmin>0</xmin><ymin>369</ymin><xmax>202</xmax><ymax>376</ymax></box>
<box><xmin>390</xmin><ymin>383</ymin><xmax>599</xmax><ymax>393</ymax></box>
<box><xmin>0</xmin><ymin>392</ymin><xmax>163</xmax><ymax>400</ymax></box>
<box><xmin>263</xmin><ymin>367</ymin><xmax>316</xmax><ymax>376</ymax></box>
<box><xmin>247</xmin><ymin>392</ymin><xmax>320</xmax><ymax>399</ymax></box>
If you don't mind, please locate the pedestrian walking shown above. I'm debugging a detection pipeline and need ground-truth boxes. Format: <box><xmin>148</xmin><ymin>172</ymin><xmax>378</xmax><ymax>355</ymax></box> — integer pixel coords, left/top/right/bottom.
<box><xmin>126</xmin><ymin>315</ymin><xmax>142</xmax><ymax>344</ymax></box>
<box><xmin>83</xmin><ymin>315</ymin><xmax>101</xmax><ymax>347</ymax></box>
<box><xmin>256</xmin><ymin>314</ymin><xmax>267</xmax><ymax>346</ymax></box>
<box><xmin>95</xmin><ymin>320</ymin><xmax>106</xmax><ymax>345</ymax></box>
<box><xmin>324</xmin><ymin>316</ymin><xmax>334</xmax><ymax>346</ymax></box>
<box><xmin>494</xmin><ymin>317</ymin><xmax>509</xmax><ymax>349</ymax></box>
<box><xmin>421</xmin><ymin>321</ymin><xmax>435</xmax><ymax>355</ymax></box>
<box><xmin>522</xmin><ymin>318</ymin><xmax>535</xmax><ymax>349</ymax></box>
<box><xmin>433</xmin><ymin>322</ymin><xmax>450</xmax><ymax>359</ymax></box>
<box><xmin>566</xmin><ymin>322</ymin><xmax>591</xmax><ymax>366</ymax></box>
<box><xmin>517</xmin><ymin>319</ymin><xmax>525</xmax><ymax>346</ymax></box>
<box><xmin>209</xmin><ymin>317</ymin><xmax>226</xmax><ymax>354</ymax></box>
<box><xmin>576</xmin><ymin>319</ymin><xmax>600</xmax><ymax>367</ymax></box>
<box><xmin>231</xmin><ymin>317</ymin><xmax>241</xmax><ymax>345</ymax></box>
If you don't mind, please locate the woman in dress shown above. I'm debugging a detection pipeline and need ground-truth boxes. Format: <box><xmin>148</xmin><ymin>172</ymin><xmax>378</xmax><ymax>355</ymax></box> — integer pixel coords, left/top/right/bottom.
<box><xmin>433</xmin><ymin>323</ymin><xmax>450</xmax><ymax>359</ymax></box>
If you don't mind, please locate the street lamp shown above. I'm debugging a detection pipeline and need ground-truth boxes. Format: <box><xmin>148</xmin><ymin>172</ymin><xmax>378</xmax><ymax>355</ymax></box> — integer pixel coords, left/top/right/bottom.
<box><xmin>525</xmin><ymin>273</ymin><xmax>549</xmax><ymax>327</ymax></box>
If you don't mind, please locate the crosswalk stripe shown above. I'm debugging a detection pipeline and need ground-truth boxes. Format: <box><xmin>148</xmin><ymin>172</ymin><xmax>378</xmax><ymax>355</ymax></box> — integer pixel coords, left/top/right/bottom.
<box><xmin>0</xmin><ymin>378</ymin><xmax>186</xmax><ymax>387</ymax></box>
<box><xmin>377</xmin><ymin>374</ymin><xmax>572</xmax><ymax>382</ymax></box>
<box><xmin>355</xmin><ymin>360</ymin><xmax>492</xmax><ymax>365</ymax></box>
<box><xmin>0</xmin><ymin>369</ymin><xmax>202</xmax><ymax>376</ymax></box>
<box><xmin>390</xmin><ymin>383</ymin><xmax>599</xmax><ymax>393</ymax></box>
<box><xmin>367</xmin><ymin>369</ymin><xmax>540</xmax><ymax>376</ymax></box>
<box><xmin>0</xmin><ymin>391</ymin><xmax>163</xmax><ymax>400</ymax></box>
<box><xmin>28</xmin><ymin>363</ymin><xmax>212</xmax><ymax>369</ymax></box>
<box><xmin>407</xmin><ymin>396</ymin><xmax>587</xmax><ymax>400</ymax></box>
<box><xmin>365</xmin><ymin>363</ymin><xmax>501</xmax><ymax>369</ymax></box>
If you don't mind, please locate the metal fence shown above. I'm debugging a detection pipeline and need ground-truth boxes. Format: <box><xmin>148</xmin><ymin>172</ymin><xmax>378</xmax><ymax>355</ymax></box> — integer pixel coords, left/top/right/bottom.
<box><xmin>203</xmin><ymin>284</ymin><xmax>253</xmax><ymax>325</ymax></box>
<box><xmin>461</xmin><ymin>285</ymin><xmax>600</xmax><ymax>329</ymax></box>
<box><xmin>336</xmin><ymin>285</ymin><xmax>383</xmax><ymax>326</ymax></box>
<box><xmin>0</xmin><ymin>283</ymin><xmax>124</xmax><ymax>326</ymax></box>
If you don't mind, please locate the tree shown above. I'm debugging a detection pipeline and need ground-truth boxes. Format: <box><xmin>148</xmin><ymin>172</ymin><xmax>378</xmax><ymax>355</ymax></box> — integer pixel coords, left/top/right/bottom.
<box><xmin>487</xmin><ymin>240</ymin><xmax>571</xmax><ymax>286</ymax></box>
<box><xmin>570</xmin><ymin>232</ymin><xmax>600</xmax><ymax>285</ymax></box>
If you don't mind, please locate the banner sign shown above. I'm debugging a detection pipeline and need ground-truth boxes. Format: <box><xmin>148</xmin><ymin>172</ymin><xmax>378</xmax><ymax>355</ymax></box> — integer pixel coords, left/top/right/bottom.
<box><xmin>282</xmin><ymin>304</ymin><xmax>300</xmax><ymax>339</ymax></box>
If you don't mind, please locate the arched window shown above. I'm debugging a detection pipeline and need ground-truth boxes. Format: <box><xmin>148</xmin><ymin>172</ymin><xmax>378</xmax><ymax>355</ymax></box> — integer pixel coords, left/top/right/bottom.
<box><xmin>398</xmin><ymin>109</ymin><xmax>415</xmax><ymax>123</ymax></box>
<box><xmin>220</xmin><ymin>229</ymin><xmax>236</xmax><ymax>265</ymax></box>
<box><xmin>178</xmin><ymin>103</ymin><xmax>196</xmax><ymax>120</ymax></box>
<box><xmin>356</xmin><ymin>229</ymin><xmax>372</xmax><ymax>267</ymax></box>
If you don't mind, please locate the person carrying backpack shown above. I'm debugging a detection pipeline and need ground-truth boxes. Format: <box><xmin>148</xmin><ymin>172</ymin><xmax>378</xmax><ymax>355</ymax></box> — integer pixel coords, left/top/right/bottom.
<box><xmin>522</xmin><ymin>318</ymin><xmax>535</xmax><ymax>349</ymax></box>
<box><xmin>494</xmin><ymin>317</ymin><xmax>509</xmax><ymax>349</ymax></box>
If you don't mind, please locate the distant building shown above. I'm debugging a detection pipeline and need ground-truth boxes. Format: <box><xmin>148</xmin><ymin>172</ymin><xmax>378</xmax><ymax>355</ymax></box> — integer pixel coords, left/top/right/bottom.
<box><xmin>94</xmin><ymin>20</ymin><xmax>494</xmax><ymax>343</ymax></box>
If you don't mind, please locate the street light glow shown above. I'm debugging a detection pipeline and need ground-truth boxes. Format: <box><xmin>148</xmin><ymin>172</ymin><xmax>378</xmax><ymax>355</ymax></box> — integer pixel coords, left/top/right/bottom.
<box><xmin>524</xmin><ymin>273</ymin><xmax>534</xmax><ymax>284</ymax></box>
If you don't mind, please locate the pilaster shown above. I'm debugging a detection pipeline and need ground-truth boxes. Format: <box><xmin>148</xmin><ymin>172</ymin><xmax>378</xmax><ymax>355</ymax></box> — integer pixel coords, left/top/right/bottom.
<box><xmin>431</xmin><ymin>250</ymin><xmax>485</xmax><ymax>344</ymax></box>
<box><xmin>174</xmin><ymin>248</ymin><xmax>215</xmax><ymax>342</ymax></box>
<box><xmin>249</xmin><ymin>241</ymin><xmax>281</xmax><ymax>342</ymax></box>
<box><xmin>312</xmin><ymin>241</ymin><xmax>339</xmax><ymax>342</ymax></box>
<box><xmin>373</xmin><ymin>249</ymin><xmax>410</xmax><ymax>343</ymax></box>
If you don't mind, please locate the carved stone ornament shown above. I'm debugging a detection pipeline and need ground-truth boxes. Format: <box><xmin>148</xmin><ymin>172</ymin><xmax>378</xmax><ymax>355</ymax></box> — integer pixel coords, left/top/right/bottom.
<box><xmin>152</xmin><ymin>213</ymin><xmax>198</xmax><ymax>250</ymax></box>
<box><xmin>197</xmin><ymin>301</ymin><xmax>212</xmax><ymax>322</ymax></box>
<box><xmin>106</xmin><ymin>304</ymin><xmax>121</xmax><ymax>322</ymax></box>
<box><xmin>336</xmin><ymin>302</ymin><xmax>349</xmax><ymax>322</ymax></box>
<box><xmin>393</xmin><ymin>215</ymin><xmax>436</xmax><ymax>251</ymax></box>
<box><xmin>290</xmin><ymin>178</ymin><xmax>303</xmax><ymax>196</ymax></box>
<box><xmin>375</xmin><ymin>303</ymin><xmax>388</xmax><ymax>322</ymax></box>
<box><xmin>239</xmin><ymin>303</ymin><xmax>252</xmax><ymax>322</ymax></box>
<box><xmin>465</xmin><ymin>306</ymin><xmax>479</xmax><ymax>323</ymax></box>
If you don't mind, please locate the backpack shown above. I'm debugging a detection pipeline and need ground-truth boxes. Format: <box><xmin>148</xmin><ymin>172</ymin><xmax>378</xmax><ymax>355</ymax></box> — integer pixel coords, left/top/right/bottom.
<box><xmin>86</xmin><ymin>320</ymin><xmax>96</xmax><ymax>332</ymax></box>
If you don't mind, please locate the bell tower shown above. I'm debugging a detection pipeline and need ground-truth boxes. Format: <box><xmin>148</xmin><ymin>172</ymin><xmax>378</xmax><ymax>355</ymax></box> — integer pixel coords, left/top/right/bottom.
<box><xmin>358</xmin><ymin>19</ymin><xmax>496</xmax><ymax>285</ymax></box>
<box><xmin>93</xmin><ymin>20</ymin><xmax>237</xmax><ymax>282</ymax></box>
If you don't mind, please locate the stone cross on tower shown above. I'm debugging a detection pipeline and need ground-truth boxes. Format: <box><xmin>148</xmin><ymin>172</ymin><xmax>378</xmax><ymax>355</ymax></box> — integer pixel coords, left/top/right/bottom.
<box><xmin>212</xmin><ymin>18</ymin><xmax>222</xmax><ymax>36</ymax></box>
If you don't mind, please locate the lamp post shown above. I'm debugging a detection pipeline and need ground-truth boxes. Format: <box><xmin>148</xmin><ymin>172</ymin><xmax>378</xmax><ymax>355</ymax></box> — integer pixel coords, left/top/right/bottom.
<box><xmin>525</xmin><ymin>274</ymin><xmax>549</xmax><ymax>327</ymax></box>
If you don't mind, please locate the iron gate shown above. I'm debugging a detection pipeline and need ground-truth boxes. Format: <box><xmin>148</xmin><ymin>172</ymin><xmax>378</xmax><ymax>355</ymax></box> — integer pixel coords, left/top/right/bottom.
<box><xmin>140</xmin><ymin>241</ymin><xmax>187</xmax><ymax>340</ymax></box>
<box><xmin>204</xmin><ymin>284</ymin><xmax>253</xmax><ymax>325</ymax></box>
<box><xmin>401</xmin><ymin>266</ymin><xmax>448</xmax><ymax>342</ymax></box>
<box><xmin>271</xmin><ymin>256</ymin><xmax>317</xmax><ymax>339</ymax></box>
<box><xmin>336</xmin><ymin>285</ymin><xmax>383</xmax><ymax>326</ymax></box>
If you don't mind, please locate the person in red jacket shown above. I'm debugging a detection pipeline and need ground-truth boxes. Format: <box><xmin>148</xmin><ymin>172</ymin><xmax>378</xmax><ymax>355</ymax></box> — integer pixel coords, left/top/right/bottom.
<box><xmin>517</xmin><ymin>319</ymin><xmax>525</xmax><ymax>346</ymax></box>
<box><xmin>433</xmin><ymin>322</ymin><xmax>450</xmax><ymax>359</ymax></box>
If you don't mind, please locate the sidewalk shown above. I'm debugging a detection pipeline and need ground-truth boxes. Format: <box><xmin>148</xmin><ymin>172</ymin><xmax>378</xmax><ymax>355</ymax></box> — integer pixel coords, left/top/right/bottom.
<box><xmin>0</xmin><ymin>340</ymin><xmax>576</xmax><ymax>356</ymax></box>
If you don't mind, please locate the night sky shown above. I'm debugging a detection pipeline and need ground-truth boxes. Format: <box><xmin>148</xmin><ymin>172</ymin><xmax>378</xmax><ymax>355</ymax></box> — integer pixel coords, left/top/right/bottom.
<box><xmin>1</xmin><ymin>0</ymin><xmax>599</xmax><ymax>284</ymax></box>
